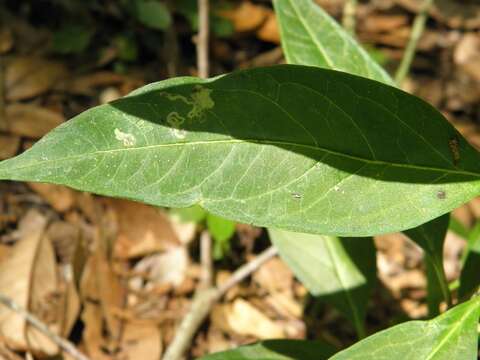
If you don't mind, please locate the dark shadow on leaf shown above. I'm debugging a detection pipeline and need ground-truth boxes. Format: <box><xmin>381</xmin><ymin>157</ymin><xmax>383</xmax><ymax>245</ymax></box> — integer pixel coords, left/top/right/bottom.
<box><xmin>110</xmin><ymin>65</ymin><xmax>480</xmax><ymax>186</ymax></box>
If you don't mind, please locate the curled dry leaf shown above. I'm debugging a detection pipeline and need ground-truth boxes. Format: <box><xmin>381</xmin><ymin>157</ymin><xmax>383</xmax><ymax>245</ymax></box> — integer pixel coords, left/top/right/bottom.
<box><xmin>0</xmin><ymin>210</ymin><xmax>66</xmax><ymax>356</ymax></box>
<box><xmin>6</xmin><ymin>103</ymin><xmax>64</xmax><ymax>139</ymax></box>
<box><xmin>108</xmin><ymin>199</ymin><xmax>180</xmax><ymax>259</ymax></box>
<box><xmin>117</xmin><ymin>323</ymin><xmax>162</xmax><ymax>360</ymax></box>
<box><xmin>5</xmin><ymin>57</ymin><xmax>67</xmax><ymax>101</ymax></box>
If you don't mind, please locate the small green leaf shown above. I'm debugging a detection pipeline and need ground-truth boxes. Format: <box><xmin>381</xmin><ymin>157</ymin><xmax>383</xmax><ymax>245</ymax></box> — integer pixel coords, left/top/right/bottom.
<box><xmin>269</xmin><ymin>229</ymin><xmax>375</xmax><ymax>338</ymax></box>
<box><xmin>133</xmin><ymin>0</ymin><xmax>172</xmax><ymax>30</ymax></box>
<box><xmin>199</xmin><ymin>339</ymin><xmax>336</xmax><ymax>360</ymax></box>
<box><xmin>171</xmin><ymin>204</ymin><xmax>207</xmax><ymax>223</ymax></box>
<box><xmin>273</xmin><ymin>0</ymin><xmax>394</xmax><ymax>85</ymax></box>
<box><xmin>404</xmin><ymin>214</ymin><xmax>451</xmax><ymax>316</ymax></box>
<box><xmin>1</xmin><ymin>65</ymin><xmax>480</xmax><ymax>236</ymax></box>
<box><xmin>207</xmin><ymin>213</ymin><xmax>235</xmax><ymax>259</ymax></box>
<box><xmin>52</xmin><ymin>24</ymin><xmax>93</xmax><ymax>54</ymax></box>
<box><xmin>330</xmin><ymin>296</ymin><xmax>480</xmax><ymax>360</ymax></box>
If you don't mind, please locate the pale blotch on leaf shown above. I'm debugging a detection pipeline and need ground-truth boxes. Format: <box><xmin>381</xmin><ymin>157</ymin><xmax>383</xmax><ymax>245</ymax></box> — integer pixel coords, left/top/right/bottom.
<box><xmin>161</xmin><ymin>85</ymin><xmax>215</xmax><ymax>139</ymax></box>
<box><xmin>114</xmin><ymin>128</ymin><xmax>136</xmax><ymax>147</ymax></box>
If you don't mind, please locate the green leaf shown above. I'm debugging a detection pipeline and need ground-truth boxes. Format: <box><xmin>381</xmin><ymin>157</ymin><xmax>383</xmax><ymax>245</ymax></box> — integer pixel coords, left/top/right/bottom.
<box><xmin>207</xmin><ymin>213</ymin><xmax>235</xmax><ymax>259</ymax></box>
<box><xmin>269</xmin><ymin>229</ymin><xmax>375</xmax><ymax>338</ymax></box>
<box><xmin>199</xmin><ymin>339</ymin><xmax>336</xmax><ymax>360</ymax></box>
<box><xmin>458</xmin><ymin>223</ymin><xmax>480</xmax><ymax>300</ymax></box>
<box><xmin>330</xmin><ymin>296</ymin><xmax>480</xmax><ymax>360</ymax></box>
<box><xmin>404</xmin><ymin>214</ymin><xmax>451</xmax><ymax>316</ymax></box>
<box><xmin>132</xmin><ymin>0</ymin><xmax>172</xmax><ymax>30</ymax></box>
<box><xmin>1</xmin><ymin>65</ymin><xmax>480</xmax><ymax>236</ymax></box>
<box><xmin>171</xmin><ymin>204</ymin><xmax>207</xmax><ymax>223</ymax></box>
<box><xmin>273</xmin><ymin>0</ymin><xmax>394</xmax><ymax>86</ymax></box>
<box><xmin>52</xmin><ymin>24</ymin><xmax>93</xmax><ymax>54</ymax></box>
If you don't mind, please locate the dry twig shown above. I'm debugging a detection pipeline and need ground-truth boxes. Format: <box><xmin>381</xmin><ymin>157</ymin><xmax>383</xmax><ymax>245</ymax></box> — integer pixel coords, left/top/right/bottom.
<box><xmin>0</xmin><ymin>293</ymin><xmax>91</xmax><ymax>360</ymax></box>
<box><xmin>394</xmin><ymin>0</ymin><xmax>435</xmax><ymax>85</ymax></box>
<box><xmin>196</xmin><ymin>0</ymin><xmax>210</xmax><ymax>78</ymax></box>
<box><xmin>162</xmin><ymin>245</ymin><xmax>279</xmax><ymax>360</ymax></box>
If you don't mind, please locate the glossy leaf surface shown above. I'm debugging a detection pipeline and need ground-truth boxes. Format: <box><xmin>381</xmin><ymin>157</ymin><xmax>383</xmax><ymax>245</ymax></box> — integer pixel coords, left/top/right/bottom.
<box><xmin>199</xmin><ymin>339</ymin><xmax>336</xmax><ymax>360</ymax></box>
<box><xmin>330</xmin><ymin>296</ymin><xmax>480</xmax><ymax>360</ymax></box>
<box><xmin>273</xmin><ymin>0</ymin><xmax>394</xmax><ymax>85</ymax></box>
<box><xmin>269</xmin><ymin>229</ymin><xmax>375</xmax><ymax>338</ymax></box>
<box><xmin>1</xmin><ymin>65</ymin><xmax>480</xmax><ymax>236</ymax></box>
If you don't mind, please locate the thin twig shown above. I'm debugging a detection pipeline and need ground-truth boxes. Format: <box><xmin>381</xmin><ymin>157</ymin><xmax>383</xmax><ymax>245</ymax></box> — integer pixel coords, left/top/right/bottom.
<box><xmin>215</xmin><ymin>246</ymin><xmax>279</xmax><ymax>298</ymax></box>
<box><xmin>199</xmin><ymin>230</ymin><xmax>213</xmax><ymax>289</ymax></box>
<box><xmin>196</xmin><ymin>0</ymin><xmax>210</xmax><ymax>78</ymax></box>
<box><xmin>0</xmin><ymin>293</ymin><xmax>90</xmax><ymax>360</ymax></box>
<box><xmin>342</xmin><ymin>0</ymin><xmax>358</xmax><ymax>35</ymax></box>
<box><xmin>394</xmin><ymin>0</ymin><xmax>434</xmax><ymax>85</ymax></box>
<box><xmin>162</xmin><ymin>246</ymin><xmax>278</xmax><ymax>360</ymax></box>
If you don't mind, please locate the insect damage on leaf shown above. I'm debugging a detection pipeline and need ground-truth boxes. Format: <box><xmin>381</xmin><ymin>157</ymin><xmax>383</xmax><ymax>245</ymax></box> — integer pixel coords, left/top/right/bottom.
<box><xmin>448</xmin><ymin>137</ymin><xmax>460</xmax><ymax>165</ymax></box>
<box><xmin>114</xmin><ymin>128</ymin><xmax>136</xmax><ymax>147</ymax></box>
<box><xmin>161</xmin><ymin>85</ymin><xmax>215</xmax><ymax>139</ymax></box>
<box><xmin>437</xmin><ymin>190</ymin><xmax>446</xmax><ymax>200</ymax></box>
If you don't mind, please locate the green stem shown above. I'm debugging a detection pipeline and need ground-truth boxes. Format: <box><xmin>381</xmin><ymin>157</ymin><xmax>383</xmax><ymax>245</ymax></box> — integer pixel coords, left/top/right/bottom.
<box><xmin>428</xmin><ymin>254</ymin><xmax>452</xmax><ymax>311</ymax></box>
<box><xmin>394</xmin><ymin>0</ymin><xmax>434</xmax><ymax>85</ymax></box>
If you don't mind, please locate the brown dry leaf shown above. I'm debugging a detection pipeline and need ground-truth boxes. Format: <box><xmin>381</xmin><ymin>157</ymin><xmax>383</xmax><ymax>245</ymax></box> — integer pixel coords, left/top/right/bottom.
<box><xmin>6</xmin><ymin>103</ymin><xmax>64</xmax><ymax>138</ymax></box>
<box><xmin>361</xmin><ymin>14</ymin><xmax>409</xmax><ymax>33</ymax></box>
<box><xmin>134</xmin><ymin>247</ymin><xmax>189</xmax><ymax>288</ymax></box>
<box><xmin>214</xmin><ymin>299</ymin><xmax>285</xmax><ymax>339</ymax></box>
<box><xmin>68</xmin><ymin>71</ymin><xmax>126</xmax><ymax>95</ymax></box>
<box><xmin>81</xmin><ymin>302</ymin><xmax>110</xmax><ymax>360</ymax></box>
<box><xmin>256</xmin><ymin>12</ymin><xmax>280</xmax><ymax>44</ymax></box>
<box><xmin>5</xmin><ymin>57</ymin><xmax>67</xmax><ymax>101</ymax></box>
<box><xmin>253</xmin><ymin>257</ymin><xmax>293</xmax><ymax>294</ymax></box>
<box><xmin>27</xmin><ymin>182</ymin><xmax>76</xmax><ymax>212</ymax></box>
<box><xmin>454</xmin><ymin>33</ymin><xmax>480</xmax><ymax>83</ymax></box>
<box><xmin>80</xmin><ymin>247</ymin><xmax>125</xmax><ymax>345</ymax></box>
<box><xmin>45</xmin><ymin>221</ymin><xmax>80</xmax><ymax>265</ymax></box>
<box><xmin>117</xmin><ymin>323</ymin><xmax>162</xmax><ymax>360</ymax></box>
<box><xmin>0</xmin><ymin>210</ymin><xmax>61</xmax><ymax>356</ymax></box>
<box><xmin>264</xmin><ymin>292</ymin><xmax>303</xmax><ymax>319</ymax></box>
<box><xmin>108</xmin><ymin>199</ymin><xmax>180</xmax><ymax>259</ymax></box>
<box><xmin>0</xmin><ymin>134</ymin><xmax>20</xmax><ymax>160</ymax></box>
<box><xmin>219</xmin><ymin>2</ymin><xmax>269</xmax><ymax>32</ymax></box>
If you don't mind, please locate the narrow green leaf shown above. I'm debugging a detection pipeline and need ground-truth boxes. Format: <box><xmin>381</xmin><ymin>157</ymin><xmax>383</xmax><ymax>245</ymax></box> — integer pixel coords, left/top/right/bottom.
<box><xmin>199</xmin><ymin>339</ymin><xmax>336</xmax><ymax>360</ymax></box>
<box><xmin>207</xmin><ymin>213</ymin><xmax>235</xmax><ymax>259</ymax></box>
<box><xmin>404</xmin><ymin>214</ymin><xmax>451</xmax><ymax>315</ymax></box>
<box><xmin>458</xmin><ymin>224</ymin><xmax>480</xmax><ymax>300</ymax></box>
<box><xmin>269</xmin><ymin>229</ymin><xmax>375</xmax><ymax>338</ymax></box>
<box><xmin>273</xmin><ymin>0</ymin><xmax>394</xmax><ymax>85</ymax></box>
<box><xmin>330</xmin><ymin>296</ymin><xmax>480</xmax><ymax>360</ymax></box>
<box><xmin>1</xmin><ymin>65</ymin><xmax>480</xmax><ymax>236</ymax></box>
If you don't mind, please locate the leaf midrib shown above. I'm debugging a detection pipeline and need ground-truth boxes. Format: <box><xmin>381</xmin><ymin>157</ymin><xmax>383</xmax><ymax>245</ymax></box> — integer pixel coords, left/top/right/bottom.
<box><xmin>2</xmin><ymin>138</ymin><xmax>479</xmax><ymax>179</ymax></box>
<box><xmin>424</xmin><ymin>298</ymin><xmax>479</xmax><ymax>360</ymax></box>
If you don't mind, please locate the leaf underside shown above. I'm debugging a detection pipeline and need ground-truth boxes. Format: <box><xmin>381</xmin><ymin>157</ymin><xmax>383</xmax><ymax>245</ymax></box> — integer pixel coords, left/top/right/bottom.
<box><xmin>1</xmin><ymin>65</ymin><xmax>480</xmax><ymax>236</ymax></box>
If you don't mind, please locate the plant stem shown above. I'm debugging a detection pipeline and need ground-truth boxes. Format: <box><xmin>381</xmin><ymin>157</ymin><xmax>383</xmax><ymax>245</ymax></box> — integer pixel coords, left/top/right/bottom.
<box><xmin>197</xmin><ymin>0</ymin><xmax>210</xmax><ymax>78</ymax></box>
<box><xmin>429</xmin><ymin>255</ymin><xmax>452</xmax><ymax>309</ymax></box>
<box><xmin>342</xmin><ymin>0</ymin><xmax>358</xmax><ymax>35</ymax></box>
<box><xmin>162</xmin><ymin>245</ymin><xmax>278</xmax><ymax>360</ymax></box>
<box><xmin>394</xmin><ymin>0</ymin><xmax>434</xmax><ymax>85</ymax></box>
<box><xmin>0</xmin><ymin>293</ymin><xmax>90</xmax><ymax>360</ymax></box>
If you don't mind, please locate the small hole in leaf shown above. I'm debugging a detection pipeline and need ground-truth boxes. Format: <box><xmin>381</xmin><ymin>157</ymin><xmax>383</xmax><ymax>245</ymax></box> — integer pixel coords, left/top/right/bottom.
<box><xmin>437</xmin><ymin>190</ymin><xmax>446</xmax><ymax>200</ymax></box>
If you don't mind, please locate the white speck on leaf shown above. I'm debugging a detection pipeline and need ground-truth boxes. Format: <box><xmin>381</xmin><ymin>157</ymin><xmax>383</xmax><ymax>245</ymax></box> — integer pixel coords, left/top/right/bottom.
<box><xmin>114</xmin><ymin>128</ymin><xmax>136</xmax><ymax>147</ymax></box>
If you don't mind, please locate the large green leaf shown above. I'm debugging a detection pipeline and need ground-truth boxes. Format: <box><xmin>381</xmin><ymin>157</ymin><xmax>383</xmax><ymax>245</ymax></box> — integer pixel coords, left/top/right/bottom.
<box><xmin>199</xmin><ymin>339</ymin><xmax>336</xmax><ymax>360</ymax></box>
<box><xmin>404</xmin><ymin>214</ymin><xmax>451</xmax><ymax>316</ymax></box>
<box><xmin>273</xmin><ymin>0</ymin><xmax>394</xmax><ymax>85</ymax></box>
<box><xmin>269</xmin><ymin>229</ymin><xmax>375</xmax><ymax>338</ymax></box>
<box><xmin>330</xmin><ymin>296</ymin><xmax>480</xmax><ymax>360</ymax></box>
<box><xmin>1</xmin><ymin>65</ymin><xmax>480</xmax><ymax>236</ymax></box>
